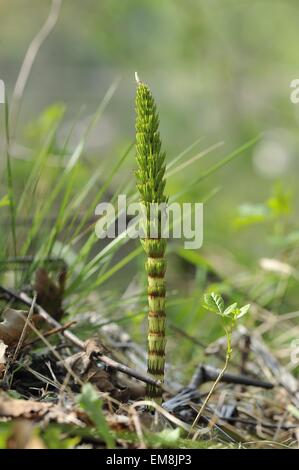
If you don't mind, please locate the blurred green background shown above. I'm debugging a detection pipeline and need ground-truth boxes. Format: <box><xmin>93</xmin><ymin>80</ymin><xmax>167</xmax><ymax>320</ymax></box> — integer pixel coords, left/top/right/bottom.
<box><xmin>1</xmin><ymin>0</ymin><xmax>298</xmax><ymax>247</ymax></box>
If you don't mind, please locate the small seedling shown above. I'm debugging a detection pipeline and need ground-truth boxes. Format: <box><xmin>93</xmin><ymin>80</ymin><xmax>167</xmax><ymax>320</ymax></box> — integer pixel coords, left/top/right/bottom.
<box><xmin>191</xmin><ymin>292</ymin><xmax>250</xmax><ymax>434</ymax></box>
<box><xmin>203</xmin><ymin>292</ymin><xmax>250</xmax><ymax>362</ymax></box>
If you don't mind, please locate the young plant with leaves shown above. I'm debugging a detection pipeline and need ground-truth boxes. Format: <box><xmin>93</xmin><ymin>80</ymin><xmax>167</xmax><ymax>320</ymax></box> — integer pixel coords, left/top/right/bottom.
<box><xmin>203</xmin><ymin>293</ymin><xmax>250</xmax><ymax>361</ymax></box>
<box><xmin>192</xmin><ymin>293</ymin><xmax>250</xmax><ymax>430</ymax></box>
<box><xmin>135</xmin><ymin>74</ymin><xmax>167</xmax><ymax>402</ymax></box>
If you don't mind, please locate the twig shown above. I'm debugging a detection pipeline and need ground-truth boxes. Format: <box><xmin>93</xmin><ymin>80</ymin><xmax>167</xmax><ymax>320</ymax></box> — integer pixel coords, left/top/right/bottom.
<box><xmin>130</xmin><ymin>407</ymin><xmax>146</xmax><ymax>449</ymax></box>
<box><xmin>0</xmin><ymin>285</ymin><xmax>167</xmax><ymax>391</ymax></box>
<box><xmin>190</xmin><ymin>355</ymin><xmax>230</xmax><ymax>440</ymax></box>
<box><xmin>14</xmin><ymin>312</ymin><xmax>85</xmax><ymax>387</ymax></box>
<box><xmin>11</xmin><ymin>293</ymin><xmax>37</xmax><ymax>364</ymax></box>
<box><xmin>15</xmin><ymin>360</ymin><xmax>62</xmax><ymax>392</ymax></box>
<box><xmin>226</xmin><ymin>416</ymin><xmax>297</xmax><ymax>431</ymax></box>
<box><xmin>189</xmin><ymin>364</ymin><xmax>273</xmax><ymax>390</ymax></box>
<box><xmin>129</xmin><ymin>400</ymin><xmax>198</xmax><ymax>434</ymax></box>
<box><xmin>10</xmin><ymin>0</ymin><xmax>62</xmax><ymax>135</ymax></box>
<box><xmin>22</xmin><ymin>320</ymin><xmax>77</xmax><ymax>349</ymax></box>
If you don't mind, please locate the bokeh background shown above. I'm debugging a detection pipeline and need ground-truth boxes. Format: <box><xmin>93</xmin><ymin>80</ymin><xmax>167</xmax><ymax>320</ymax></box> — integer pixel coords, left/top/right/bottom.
<box><xmin>1</xmin><ymin>0</ymin><xmax>299</xmax><ymax>245</ymax></box>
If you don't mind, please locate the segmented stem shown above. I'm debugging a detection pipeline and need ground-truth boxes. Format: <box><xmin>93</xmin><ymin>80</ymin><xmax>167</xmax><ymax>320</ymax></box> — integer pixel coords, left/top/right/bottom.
<box><xmin>135</xmin><ymin>77</ymin><xmax>167</xmax><ymax>402</ymax></box>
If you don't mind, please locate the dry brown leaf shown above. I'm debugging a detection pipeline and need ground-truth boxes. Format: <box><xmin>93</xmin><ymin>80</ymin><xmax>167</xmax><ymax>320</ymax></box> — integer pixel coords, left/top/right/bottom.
<box><xmin>0</xmin><ymin>340</ymin><xmax>7</xmax><ymax>362</ymax></box>
<box><xmin>0</xmin><ymin>393</ymin><xmax>82</xmax><ymax>426</ymax></box>
<box><xmin>35</xmin><ymin>267</ymin><xmax>66</xmax><ymax>321</ymax></box>
<box><xmin>60</xmin><ymin>340</ymin><xmax>130</xmax><ymax>401</ymax></box>
<box><xmin>7</xmin><ymin>420</ymin><xmax>46</xmax><ymax>449</ymax></box>
<box><xmin>61</xmin><ymin>350</ymin><xmax>120</xmax><ymax>395</ymax></box>
<box><xmin>0</xmin><ymin>339</ymin><xmax>8</xmax><ymax>378</ymax></box>
<box><xmin>85</xmin><ymin>338</ymin><xmax>107</xmax><ymax>357</ymax></box>
<box><xmin>0</xmin><ymin>393</ymin><xmax>52</xmax><ymax>418</ymax></box>
<box><xmin>0</xmin><ymin>308</ymin><xmax>28</xmax><ymax>346</ymax></box>
<box><xmin>106</xmin><ymin>414</ymin><xmax>132</xmax><ymax>432</ymax></box>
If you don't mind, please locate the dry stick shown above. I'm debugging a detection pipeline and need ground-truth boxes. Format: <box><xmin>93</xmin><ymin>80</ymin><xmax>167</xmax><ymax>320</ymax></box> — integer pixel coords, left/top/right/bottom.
<box><xmin>189</xmin><ymin>364</ymin><xmax>273</xmax><ymax>390</ymax></box>
<box><xmin>15</xmin><ymin>311</ymin><xmax>118</xmax><ymax>408</ymax></box>
<box><xmin>0</xmin><ymin>286</ymin><xmax>167</xmax><ymax>392</ymax></box>
<box><xmin>22</xmin><ymin>320</ymin><xmax>77</xmax><ymax>349</ymax></box>
<box><xmin>11</xmin><ymin>293</ymin><xmax>37</xmax><ymax>364</ymax></box>
<box><xmin>58</xmin><ymin>370</ymin><xmax>73</xmax><ymax>407</ymax></box>
<box><xmin>130</xmin><ymin>399</ymin><xmax>210</xmax><ymax>437</ymax></box>
<box><xmin>130</xmin><ymin>408</ymin><xmax>146</xmax><ymax>449</ymax></box>
<box><xmin>16</xmin><ymin>361</ymin><xmax>62</xmax><ymax>391</ymax></box>
<box><xmin>190</xmin><ymin>355</ymin><xmax>230</xmax><ymax>440</ymax></box>
<box><xmin>10</xmin><ymin>0</ymin><xmax>62</xmax><ymax>136</ymax></box>
<box><xmin>14</xmin><ymin>311</ymin><xmax>85</xmax><ymax>387</ymax></box>
<box><xmin>171</xmin><ymin>324</ymin><xmax>273</xmax><ymax>389</ymax></box>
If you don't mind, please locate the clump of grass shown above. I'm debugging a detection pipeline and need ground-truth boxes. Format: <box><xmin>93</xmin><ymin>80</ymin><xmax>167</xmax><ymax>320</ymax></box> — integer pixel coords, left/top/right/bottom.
<box><xmin>135</xmin><ymin>74</ymin><xmax>167</xmax><ymax>402</ymax></box>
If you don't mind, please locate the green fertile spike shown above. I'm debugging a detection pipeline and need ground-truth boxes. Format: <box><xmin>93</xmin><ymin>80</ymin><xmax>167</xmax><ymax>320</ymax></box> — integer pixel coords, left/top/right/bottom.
<box><xmin>135</xmin><ymin>75</ymin><xmax>167</xmax><ymax>402</ymax></box>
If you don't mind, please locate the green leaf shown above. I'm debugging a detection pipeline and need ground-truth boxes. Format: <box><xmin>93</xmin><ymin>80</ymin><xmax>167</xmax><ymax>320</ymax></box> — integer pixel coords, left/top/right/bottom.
<box><xmin>203</xmin><ymin>292</ymin><xmax>224</xmax><ymax>315</ymax></box>
<box><xmin>155</xmin><ymin>428</ymin><xmax>180</xmax><ymax>446</ymax></box>
<box><xmin>223</xmin><ymin>302</ymin><xmax>238</xmax><ymax>317</ymax></box>
<box><xmin>24</xmin><ymin>103</ymin><xmax>66</xmax><ymax>143</ymax></box>
<box><xmin>234</xmin><ymin>203</ymin><xmax>269</xmax><ymax>228</ymax></box>
<box><xmin>0</xmin><ymin>194</ymin><xmax>9</xmax><ymax>208</ymax></box>
<box><xmin>0</xmin><ymin>422</ymin><xmax>12</xmax><ymax>449</ymax></box>
<box><xmin>221</xmin><ymin>315</ymin><xmax>234</xmax><ymax>329</ymax></box>
<box><xmin>267</xmin><ymin>183</ymin><xmax>292</xmax><ymax>218</ymax></box>
<box><xmin>43</xmin><ymin>426</ymin><xmax>80</xmax><ymax>449</ymax></box>
<box><xmin>176</xmin><ymin>247</ymin><xmax>213</xmax><ymax>270</ymax></box>
<box><xmin>237</xmin><ymin>304</ymin><xmax>250</xmax><ymax>318</ymax></box>
<box><xmin>78</xmin><ymin>383</ymin><xmax>115</xmax><ymax>448</ymax></box>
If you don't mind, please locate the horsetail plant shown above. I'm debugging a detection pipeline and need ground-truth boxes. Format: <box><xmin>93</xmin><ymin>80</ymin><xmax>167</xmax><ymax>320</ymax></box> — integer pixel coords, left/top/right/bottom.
<box><xmin>135</xmin><ymin>73</ymin><xmax>167</xmax><ymax>402</ymax></box>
